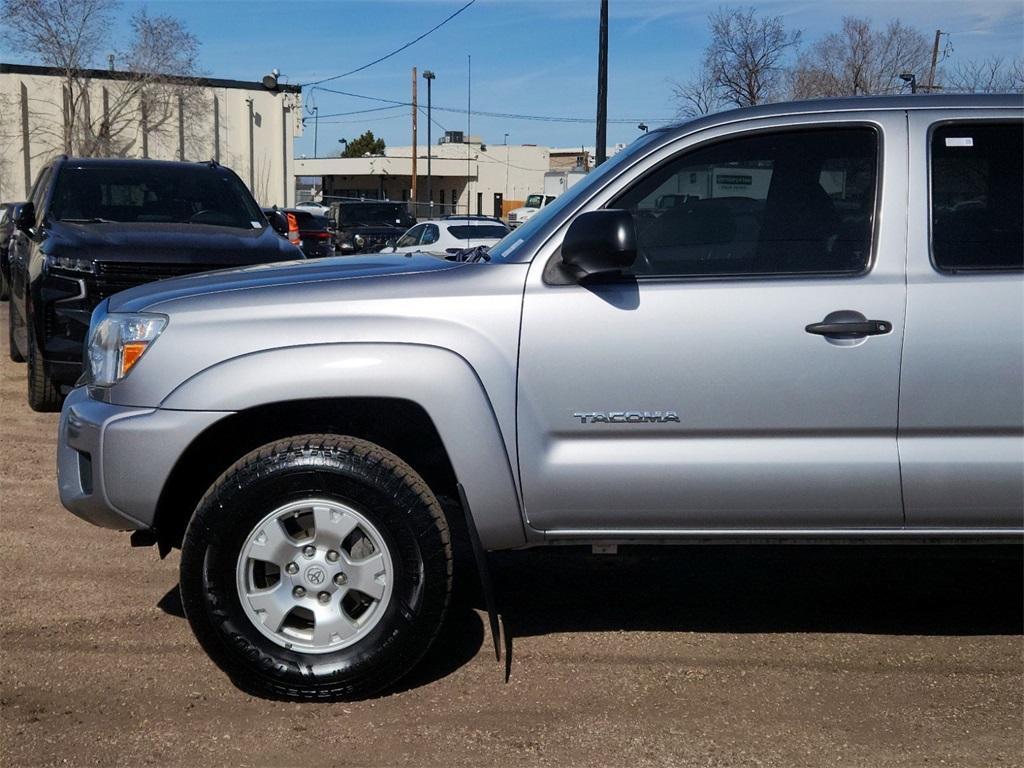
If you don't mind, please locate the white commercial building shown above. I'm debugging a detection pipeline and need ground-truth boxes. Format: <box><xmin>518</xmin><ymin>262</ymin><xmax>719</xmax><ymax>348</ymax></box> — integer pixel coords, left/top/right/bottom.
<box><xmin>0</xmin><ymin>62</ymin><xmax>302</xmax><ymax>207</ymax></box>
<box><xmin>295</xmin><ymin>135</ymin><xmax>590</xmax><ymax>219</ymax></box>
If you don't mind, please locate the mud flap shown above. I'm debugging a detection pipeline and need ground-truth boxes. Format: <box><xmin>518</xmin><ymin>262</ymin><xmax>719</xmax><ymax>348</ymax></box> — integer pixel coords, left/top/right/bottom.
<box><xmin>456</xmin><ymin>483</ymin><xmax>505</xmax><ymax>670</ymax></box>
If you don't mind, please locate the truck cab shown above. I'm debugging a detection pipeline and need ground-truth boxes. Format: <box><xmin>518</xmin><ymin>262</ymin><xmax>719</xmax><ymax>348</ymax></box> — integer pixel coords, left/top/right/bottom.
<box><xmin>506</xmin><ymin>193</ymin><xmax>555</xmax><ymax>228</ymax></box>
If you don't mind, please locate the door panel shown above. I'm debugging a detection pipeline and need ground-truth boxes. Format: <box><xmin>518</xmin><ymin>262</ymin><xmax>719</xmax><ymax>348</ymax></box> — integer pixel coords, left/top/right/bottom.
<box><xmin>900</xmin><ymin>113</ymin><xmax>1024</xmax><ymax>528</ymax></box>
<box><xmin>517</xmin><ymin>115</ymin><xmax>908</xmax><ymax>532</ymax></box>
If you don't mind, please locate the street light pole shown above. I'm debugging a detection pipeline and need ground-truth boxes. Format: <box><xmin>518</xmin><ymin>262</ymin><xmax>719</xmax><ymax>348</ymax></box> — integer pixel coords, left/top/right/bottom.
<box><xmin>503</xmin><ymin>132</ymin><xmax>510</xmax><ymax>203</ymax></box>
<box><xmin>313</xmin><ymin>107</ymin><xmax>319</xmax><ymax>158</ymax></box>
<box><xmin>423</xmin><ymin>70</ymin><xmax>436</xmax><ymax>216</ymax></box>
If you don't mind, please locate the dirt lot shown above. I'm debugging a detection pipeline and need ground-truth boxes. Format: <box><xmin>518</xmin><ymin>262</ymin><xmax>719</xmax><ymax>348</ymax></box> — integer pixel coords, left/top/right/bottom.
<box><xmin>1</xmin><ymin>302</ymin><xmax>1021</xmax><ymax>768</ymax></box>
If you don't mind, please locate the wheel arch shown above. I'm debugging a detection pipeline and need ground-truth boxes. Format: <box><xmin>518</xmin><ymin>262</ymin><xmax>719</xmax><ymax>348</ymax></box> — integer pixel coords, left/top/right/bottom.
<box><xmin>152</xmin><ymin>343</ymin><xmax>526</xmax><ymax>553</ymax></box>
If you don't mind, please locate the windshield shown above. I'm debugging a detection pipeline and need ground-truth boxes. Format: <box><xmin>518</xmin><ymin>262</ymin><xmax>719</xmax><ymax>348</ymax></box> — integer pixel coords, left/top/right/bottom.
<box><xmin>487</xmin><ymin>131</ymin><xmax>664</xmax><ymax>263</ymax></box>
<box><xmin>524</xmin><ymin>194</ymin><xmax>544</xmax><ymax>208</ymax></box>
<box><xmin>50</xmin><ymin>164</ymin><xmax>264</xmax><ymax>228</ymax></box>
<box><xmin>337</xmin><ymin>203</ymin><xmax>412</xmax><ymax>227</ymax></box>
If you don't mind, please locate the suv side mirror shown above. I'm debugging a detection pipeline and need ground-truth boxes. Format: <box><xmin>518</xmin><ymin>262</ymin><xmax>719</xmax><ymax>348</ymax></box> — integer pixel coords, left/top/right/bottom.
<box><xmin>266</xmin><ymin>209</ymin><xmax>288</xmax><ymax>236</ymax></box>
<box><xmin>14</xmin><ymin>201</ymin><xmax>36</xmax><ymax>233</ymax></box>
<box><xmin>561</xmin><ymin>209</ymin><xmax>637</xmax><ymax>279</ymax></box>
<box><xmin>385</xmin><ymin>238</ymin><xmax>397</xmax><ymax>248</ymax></box>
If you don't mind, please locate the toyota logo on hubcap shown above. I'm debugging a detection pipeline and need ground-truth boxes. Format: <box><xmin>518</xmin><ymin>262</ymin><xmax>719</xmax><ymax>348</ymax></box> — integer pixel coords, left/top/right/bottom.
<box><xmin>304</xmin><ymin>566</ymin><xmax>327</xmax><ymax>586</ymax></box>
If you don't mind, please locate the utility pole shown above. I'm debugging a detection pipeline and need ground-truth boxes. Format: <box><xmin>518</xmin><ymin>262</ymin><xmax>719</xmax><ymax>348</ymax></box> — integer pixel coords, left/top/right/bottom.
<box><xmin>926</xmin><ymin>29</ymin><xmax>943</xmax><ymax>93</ymax></box>
<box><xmin>595</xmin><ymin>0</ymin><xmax>609</xmax><ymax>166</ymax></box>
<box><xmin>423</xmin><ymin>70</ymin><xmax>436</xmax><ymax>215</ymax></box>
<box><xmin>411</xmin><ymin>67</ymin><xmax>418</xmax><ymax>211</ymax></box>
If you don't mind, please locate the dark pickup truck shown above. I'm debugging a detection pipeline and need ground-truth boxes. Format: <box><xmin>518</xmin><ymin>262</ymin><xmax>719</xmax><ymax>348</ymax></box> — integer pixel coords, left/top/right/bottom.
<box><xmin>7</xmin><ymin>157</ymin><xmax>303</xmax><ymax>411</ymax></box>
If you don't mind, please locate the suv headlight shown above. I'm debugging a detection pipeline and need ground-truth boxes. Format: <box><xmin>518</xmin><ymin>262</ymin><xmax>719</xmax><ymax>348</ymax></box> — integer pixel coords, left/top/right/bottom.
<box><xmin>86</xmin><ymin>313</ymin><xmax>167</xmax><ymax>387</ymax></box>
<box><xmin>45</xmin><ymin>254</ymin><xmax>95</xmax><ymax>273</ymax></box>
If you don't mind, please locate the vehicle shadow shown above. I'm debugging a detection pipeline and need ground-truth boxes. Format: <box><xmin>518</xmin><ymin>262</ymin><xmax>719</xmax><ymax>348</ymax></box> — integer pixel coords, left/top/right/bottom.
<box><xmin>158</xmin><ymin>545</ymin><xmax>1021</xmax><ymax>697</ymax></box>
<box><xmin>490</xmin><ymin>545</ymin><xmax>1023</xmax><ymax>639</ymax></box>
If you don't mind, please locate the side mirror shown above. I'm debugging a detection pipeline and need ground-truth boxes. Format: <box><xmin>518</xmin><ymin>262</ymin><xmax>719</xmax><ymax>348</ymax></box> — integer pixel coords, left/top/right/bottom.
<box><xmin>561</xmin><ymin>209</ymin><xmax>637</xmax><ymax>279</ymax></box>
<box><xmin>266</xmin><ymin>209</ymin><xmax>288</xmax><ymax>236</ymax></box>
<box><xmin>14</xmin><ymin>201</ymin><xmax>36</xmax><ymax>233</ymax></box>
<box><xmin>385</xmin><ymin>238</ymin><xmax>397</xmax><ymax>248</ymax></box>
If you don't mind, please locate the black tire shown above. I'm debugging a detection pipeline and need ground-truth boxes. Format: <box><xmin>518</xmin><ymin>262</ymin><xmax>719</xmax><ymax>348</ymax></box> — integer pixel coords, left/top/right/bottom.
<box><xmin>179</xmin><ymin>434</ymin><xmax>452</xmax><ymax>701</ymax></box>
<box><xmin>26</xmin><ymin>320</ymin><xmax>61</xmax><ymax>411</ymax></box>
<box><xmin>8</xmin><ymin>304</ymin><xmax>24</xmax><ymax>363</ymax></box>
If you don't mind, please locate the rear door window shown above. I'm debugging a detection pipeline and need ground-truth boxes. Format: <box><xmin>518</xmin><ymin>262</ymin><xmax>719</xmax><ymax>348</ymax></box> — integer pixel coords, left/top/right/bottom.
<box><xmin>930</xmin><ymin>122</ymin><xmax>1023</xmax><ymax>272</ymax></box>
<box><xmin>420</xmin><ymin>224</ymin><xmax>439</xmax><ymax>245</ymax></box>
<box><xmin>447</xmin><ymin>225</ymin><xmax>509</xmax><ymax>239</ymax></box>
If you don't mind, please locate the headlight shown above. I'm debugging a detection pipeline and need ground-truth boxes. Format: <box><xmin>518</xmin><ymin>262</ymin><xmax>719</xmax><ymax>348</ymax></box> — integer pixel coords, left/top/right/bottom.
<box><xmin>86</xmin><ymin>313</ymin><xmax>167</xmax><ymax>387</ymax></box>
<box><xmin>45</xmin><ymin>254</ymin><xmax>95</xmax><ymax>273</ymax></box>
<box><xmin>354</xmin><ymin>234</ymin><xmax>365</xmax><ymax>248</ymax></box>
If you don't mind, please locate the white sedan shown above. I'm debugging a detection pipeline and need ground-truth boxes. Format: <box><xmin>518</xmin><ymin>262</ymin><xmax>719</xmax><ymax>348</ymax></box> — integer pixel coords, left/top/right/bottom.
<box><xmin>381</xmin><ymin>217</ymin><xmax>510</xmax><ymax>257</ymax></box>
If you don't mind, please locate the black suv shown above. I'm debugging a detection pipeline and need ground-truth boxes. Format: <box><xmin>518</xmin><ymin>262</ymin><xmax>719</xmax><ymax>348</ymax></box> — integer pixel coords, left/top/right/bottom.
<box><xmin>330</xmin><ymin>200</ymin><xmax>414</xmax><ymax>254</ymax></box>
<box><xmin>7</xmin><ymin>157</ymin><xmax>303</xmax><ymax>411</ymax></box>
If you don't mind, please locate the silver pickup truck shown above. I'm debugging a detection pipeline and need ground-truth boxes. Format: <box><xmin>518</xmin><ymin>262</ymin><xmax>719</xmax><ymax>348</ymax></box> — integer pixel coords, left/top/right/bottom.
<box><xmin>57</xmin><ymin>95</ymin><xmax>1023</xmax><ymax>700</ymax></box>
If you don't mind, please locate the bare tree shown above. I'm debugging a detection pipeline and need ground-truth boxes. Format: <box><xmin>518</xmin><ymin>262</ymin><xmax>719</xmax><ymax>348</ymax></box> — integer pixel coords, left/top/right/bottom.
<box><xmin>1</xmin><ymin>0</ymin><xmax>205</xmax><ymax>158</ymax></box>
<box><xmin>946</xmin><ymin>56</ymin><xmax>1024</xmax><ymax>93</ymax></box>
<box><xmin>790</xmin><ymin>17</ymin><xmax>931</xmax><ymax>99</ymax></box>
<box><xmin>670</xmin><ymin>64</ymin><xmax>724</xmax><ymax>118</ymax></box>
<box><xmin>704</xmin><ymin>7</ymin><xmax>801</xmax><ymax>107</ymax></box>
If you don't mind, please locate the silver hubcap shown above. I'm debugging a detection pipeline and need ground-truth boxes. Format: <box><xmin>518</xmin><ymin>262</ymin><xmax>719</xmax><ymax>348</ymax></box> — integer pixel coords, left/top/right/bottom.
<box><xmin>235</xmin><ymin>499</ymin><xmax>394</xmax><ymax>654</ymax></box>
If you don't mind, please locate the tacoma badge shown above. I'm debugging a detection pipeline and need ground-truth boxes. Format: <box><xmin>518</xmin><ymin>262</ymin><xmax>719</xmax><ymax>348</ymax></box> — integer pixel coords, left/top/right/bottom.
<box><xmin>572</xmin><ymin>411</ymin><xmax>680</xmax><ymax>424</ymax></box>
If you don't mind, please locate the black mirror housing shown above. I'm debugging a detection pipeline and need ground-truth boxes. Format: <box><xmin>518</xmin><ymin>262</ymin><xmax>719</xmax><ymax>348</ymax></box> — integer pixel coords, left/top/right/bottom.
<box><xmin>14</xmin><ymin>201</ymin><xmax>35</xmax><ymax>233</ymax></box>
<box><xmin>266</xmin><ymin>209</ymin><xmax>288</xmax><ymax>236</ymax></box>
<box><xmin>561</xmin><ymin>209</ymin><xmax>637</xmax><ymax>279</ymax></box>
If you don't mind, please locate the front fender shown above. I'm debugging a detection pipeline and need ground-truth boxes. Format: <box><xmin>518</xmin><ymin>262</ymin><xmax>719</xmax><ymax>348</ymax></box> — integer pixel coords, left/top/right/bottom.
<box><xmin>161</xmin><ymin>343</ymin><xmax>526</xmax><ymax>550</ymax></box>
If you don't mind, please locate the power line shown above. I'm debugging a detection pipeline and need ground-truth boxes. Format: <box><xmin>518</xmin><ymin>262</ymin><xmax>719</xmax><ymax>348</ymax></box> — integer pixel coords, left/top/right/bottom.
<box><xmin>313</xmin><ymin>105</ymin><xmax>409</xmax><ymax>120</ymax></box>
<box><xmin>299</xmin><ymin>0</ymin><xmax>477</xmax><ymax>88</ymax></box>
<box><xmin>316</xmin><ymin>86</ymin><xmax>670</xmax><ymax>124</ymax></box>
<box><xmin>317</xmin><ymin>113</ymin><xmax>410</xmax><ymax>126</ymax></box>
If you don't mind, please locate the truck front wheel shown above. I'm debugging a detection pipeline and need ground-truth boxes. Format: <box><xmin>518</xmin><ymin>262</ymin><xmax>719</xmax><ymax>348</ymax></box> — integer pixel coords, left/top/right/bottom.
<box><xmin>179</xmin><ymin>434</ymin><xmax>452</xmax><ymax>700</ymax></box>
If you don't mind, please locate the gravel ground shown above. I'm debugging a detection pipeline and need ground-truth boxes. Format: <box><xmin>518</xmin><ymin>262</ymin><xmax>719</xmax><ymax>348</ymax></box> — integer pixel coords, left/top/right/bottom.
<box><xmin>1</xmin><ymin>302</ymin><xmax>1021</xmax><ymax>768</ymax></box>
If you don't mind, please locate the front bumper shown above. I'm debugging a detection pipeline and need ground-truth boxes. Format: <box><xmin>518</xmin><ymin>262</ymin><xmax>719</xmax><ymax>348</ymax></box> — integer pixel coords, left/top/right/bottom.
<box><xmin>58</xmin><ymin>387</ymin><xmax>229</xmax><ymax>530</ymax></box>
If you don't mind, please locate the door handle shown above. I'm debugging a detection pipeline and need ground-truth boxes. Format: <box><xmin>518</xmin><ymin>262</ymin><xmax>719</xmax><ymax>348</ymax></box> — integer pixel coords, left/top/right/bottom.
<box><xmin>805</xmin><ymin>319</ymin><xmax>891</xmax><ymax>336</ymax></box>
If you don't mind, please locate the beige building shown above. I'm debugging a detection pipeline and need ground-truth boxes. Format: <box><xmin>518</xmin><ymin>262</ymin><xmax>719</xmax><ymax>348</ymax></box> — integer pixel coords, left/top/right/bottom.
<box><xmin>295</xmin><ymin>136</ymin><xmax>566</xmax><ymax>219</ymax></box>
<box><xmin>0</xmin><ymin>62</ymin><xmax>302</xmax><ymax>207</ymax></box>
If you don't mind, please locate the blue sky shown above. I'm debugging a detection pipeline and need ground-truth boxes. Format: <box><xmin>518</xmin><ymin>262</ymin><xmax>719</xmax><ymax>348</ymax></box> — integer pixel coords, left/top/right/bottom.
<box><xmin>2</xmin><ymin>0</ymin><xmax>1022</xmax><ymax>153</ymax></box>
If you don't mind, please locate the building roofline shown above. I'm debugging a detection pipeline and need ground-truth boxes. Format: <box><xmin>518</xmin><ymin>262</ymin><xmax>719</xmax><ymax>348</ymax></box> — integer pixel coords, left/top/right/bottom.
<box><xmin>0</xmin><ymin>61</ymin><xmax>301</xmax><ymax>93</ymax></box>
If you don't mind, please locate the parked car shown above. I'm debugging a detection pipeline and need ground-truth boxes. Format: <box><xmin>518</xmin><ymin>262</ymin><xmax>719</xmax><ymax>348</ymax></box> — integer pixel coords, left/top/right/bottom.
<box><xmin>264</xmin><ymin>207</ymin><xmax>335</xmax><ymax>259</ymax></box>
<box><xmin>330</xmin><ymin>199</ymin><xmax>414</xmax><ymax>254</ymax></box>
<box><xmin>381</xmin><ymin>217</ymin><xmax>510</xmax><ymax>257</ymax></box>
<box><xmin>506</xmin><ymin>193</ymin><xmax>555</xmax><ymax>228</ymax></box>
<box><xmin>8</xmin><ymin>157</ymin><xmax>303</xmax><ymax>411</ymax></box>
<box><xmin>294</xmin><ymin>200</ymin><xmax>331</xmax><ymax>217</ymax></box>
<box><xmin>56</xmin><ymin>95</ymin><xmax>1023</xmax><ymax>701</ymax></box>
<box><xmin>0</xmin><ymin>202</ymin><xmax>17</xmax><ymax>300</ymax></box>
